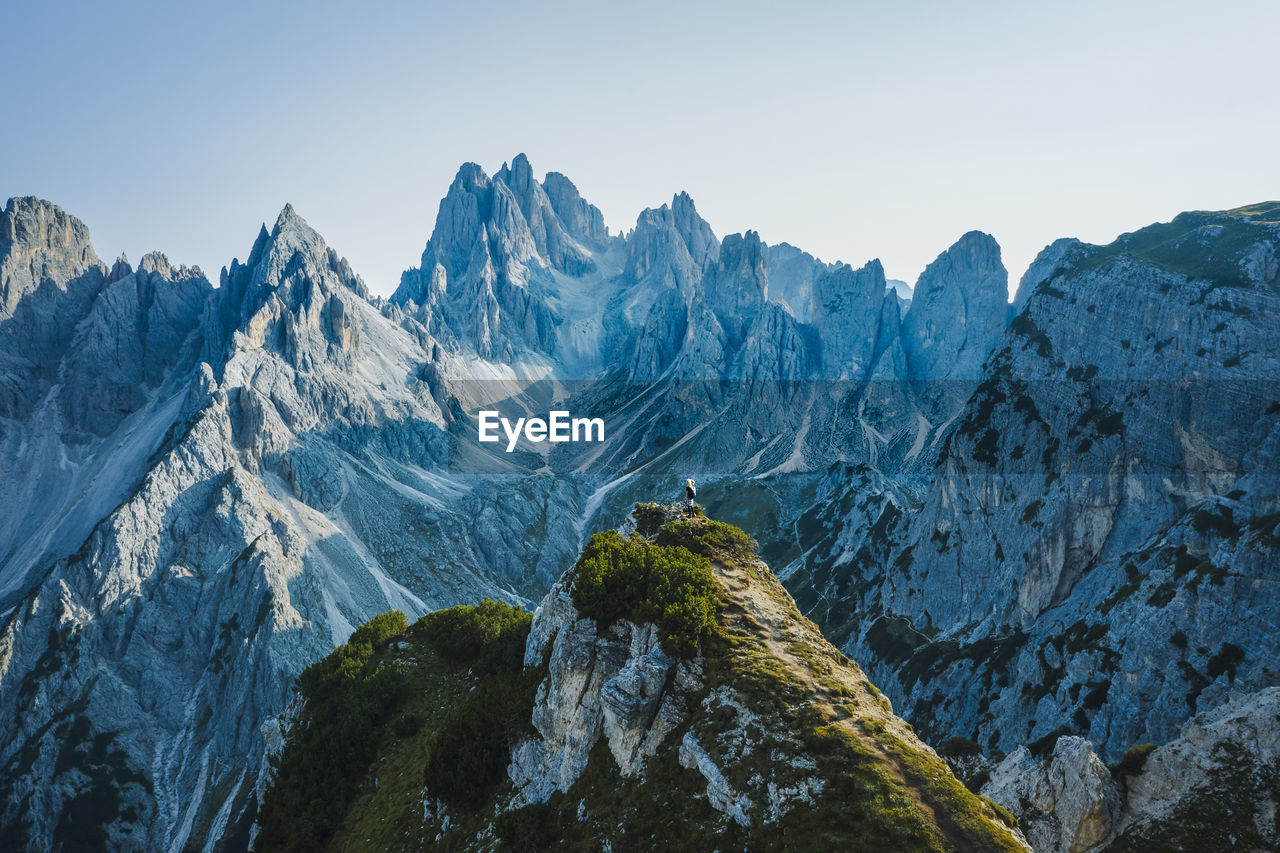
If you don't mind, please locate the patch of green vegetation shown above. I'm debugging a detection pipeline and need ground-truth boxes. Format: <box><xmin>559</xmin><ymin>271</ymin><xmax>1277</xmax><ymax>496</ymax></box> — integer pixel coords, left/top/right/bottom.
<box><xmin>937</xmin><ymin>736</ymin><xmax>982</xmax><ymax>758</ymax></box>
<box><xmin>1193</xmin><ymin>505</ymin><xmax>1240</xmax><ymax>538</ymax></box>
<box><xmin>1065</xmin><ymin>364</ymin><xmax>1099</xmax><ymax>382</ymax></box>
<box><xmin>420</xmin><ymin>603</ymin><xmax>546</xmax><ymax>809</ymax></box>
<box><xmin>256</xmin><ymin>603</ymin><xmax>537</xmax><ymax>852</ymax></box>
<box><xmin>1100</xmin><ymin>562</ymin><xmax>1144</xmax><ymax>615</ymax></box>
<box><xmin>1205</xmin><ymin>642</ymin><xmax>1245</xmax><ymax>683</ymax></box>
<box><xmin>416</xmin><ymin>597</ymin><xmax>531</xmax><ymax>675</ymax></box>
<box><xmin>631</xmin><ymin>501</ymin><xmax>669</xmax><ymax>538</ymax></box>
<box><xmin>1072</xmin><ymin>205</ymin><xmax>1280</xmax><ymax>289</ymax></box>
<box><xmin>865</xmin><ymin>615</ymin><xmax>931</xmax><ymax>666</ymax></box>
<box><xmin>1113</xmin><ymin>743</ymin><xmax>1157</xmax><ymax>777</ymax></box>
<box><xmin>1061</xmin><ymin>620</ymin><xmax>1109</xmax><ymax>655</ymax></box>
<box><xmin>1248</xmin><ymin>511</ymin><xmax>1280</xmax><ymax>547</ymax></box>
<box><xmin>43</xmin><ymin>709</ymin><xmax>153</xmax><ymax>852</ymax></box>
<box><xmin>898</xmin><ymin>629</ymin><xmax>1027</xmax><ymax>697</ymax></box>
<box><xmin>871</xmin><ymin>731</ymin><xmax>1025</xmax><ymax>851</ymax></box>
<box><xmin>1179</xmin><ymin>660</ymin><xmax>1210</xmax><ymax>710</ymax></box>
<box><xmin>1146</xmin><ymin>581</ymin><xmax>1177</xmax><ymax>608</ymax></box>
<box><xmin>980</xmin><ymin>795</ymin><xmax>1018</xmax><ymax>828</ymax></box>
<box><xmin>654</xmin><ymin>517</ymin><xmax>757</xmax><ymax>565</ymax></box>
<box><xmin>571</xmin><ymin>529</ymin><xmax>719</xmax><ymax>657</ymax></box>
<box><xmin>1009</xmin><ymin>313</ymin><xmax>1053</xmax><ymax>358</ymax></box>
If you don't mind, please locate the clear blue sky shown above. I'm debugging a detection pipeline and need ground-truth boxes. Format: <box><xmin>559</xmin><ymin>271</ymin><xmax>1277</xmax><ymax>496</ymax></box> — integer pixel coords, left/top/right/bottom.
<box><xmin>4</xmin><ymin>0</ymin><xmax>1278</xmax><ymax>296</ymax></box>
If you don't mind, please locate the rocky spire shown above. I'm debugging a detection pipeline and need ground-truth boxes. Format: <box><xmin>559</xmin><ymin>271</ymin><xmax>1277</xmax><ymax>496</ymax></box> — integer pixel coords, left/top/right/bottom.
<box><xmin>704</xmin><ymin>230</ymin><xmax>768</xmax><ymax>343</ymax></box>
<box><xmin>1</xmin><ymin>196</ymin><xmax>104</xmax><ymax>320</ymax></box>
<box><xmin>901</xmin><ymin>230</ymin><xmax>1008</xmax><ymax>382</ymax></box>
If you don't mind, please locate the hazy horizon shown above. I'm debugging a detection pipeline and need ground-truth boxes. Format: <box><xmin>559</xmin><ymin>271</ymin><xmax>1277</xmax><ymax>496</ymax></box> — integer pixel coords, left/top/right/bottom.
<box><xmin>5</xmin><ymin>0</ymin><xmax>1278</xmax><ymax>298</ymax></box>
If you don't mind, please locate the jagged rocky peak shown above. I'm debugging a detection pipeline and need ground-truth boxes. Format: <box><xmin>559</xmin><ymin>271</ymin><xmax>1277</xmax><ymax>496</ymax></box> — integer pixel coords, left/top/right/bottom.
<box><xmin>1013</xmin><ymin>237</ymin><xmax>1085</xmax><ymax>310</ymax></box>
<box><xmin>58</xmin><ymin>247</ymin><xmax>212</xmax><ymax>436</ymax></box>
<box><xmin>1</xmin><ymin>196</ymin><xmax>105</xmax><ymax>320</ymax></box>
<box><xmin>704</xmin><ymin>230</ymin><xmax>769</xmax><ymax>340</ymax></box>
<box><xmin>671</xmin><ymin>190</ymin><xmax>718</xmax><ymax>267</ymax></box>
<box><xmin>624</xmin><ymin>191</ymin><xmax>719</xmax><ymax>288</ymax></box>
<box><xmin>811</xmin><ymin>258</ymin><xmax>892</xmax><ymax>379</ymax></box>
<box><xmin>543</xmin><ymin>170</ymin><xmax>609</xmax><ymax>245</ymax></box>
<box><xmin>390</xmin><ymin>155</ymin><xmax>611</xmax><ymax>360</ymax></box>
<box><xmin>763</xmin><ymin>241</ymin><xmax>827</xmax><ymax>321</ymax></box>
<box><xmin>495</xmin><ymin>152</ymin><xmax>602</xmax><ymax>275</ymax></box>
<box><xmin>211</xmin><ymin>203</ymin><xmax>370</xmax><ymax>371</ymax></box>
<box><xmin>109</xmin><ymin>253</ymin><xmax>133</xmax><ymax>282</ymax></box>
<box><xmin>901</xmin><ymin>229</ymin><xmax>1008</xmax><ymax>381</ymax></box>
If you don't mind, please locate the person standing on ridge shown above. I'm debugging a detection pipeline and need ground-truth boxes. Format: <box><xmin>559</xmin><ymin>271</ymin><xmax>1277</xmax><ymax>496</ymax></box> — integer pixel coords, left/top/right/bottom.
<box><xmin>685</xmin><ymin>478</ymin><xmax>696</xmax><ymax>518</ymax></box>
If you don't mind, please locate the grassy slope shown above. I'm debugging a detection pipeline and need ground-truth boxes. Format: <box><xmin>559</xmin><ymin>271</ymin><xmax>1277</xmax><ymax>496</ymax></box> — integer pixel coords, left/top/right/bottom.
<box><xmin>257</xmin><ymin>513</ymin><xmax>1025</xmax><ymax>852</ymax></box>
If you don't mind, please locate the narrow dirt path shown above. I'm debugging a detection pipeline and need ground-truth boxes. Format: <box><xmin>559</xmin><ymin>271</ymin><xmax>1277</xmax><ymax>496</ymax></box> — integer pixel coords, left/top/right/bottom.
<box><xmin>705</xmin><ymin>537</ymin><xmax>1029</xmax><ymax>852</ymax></box>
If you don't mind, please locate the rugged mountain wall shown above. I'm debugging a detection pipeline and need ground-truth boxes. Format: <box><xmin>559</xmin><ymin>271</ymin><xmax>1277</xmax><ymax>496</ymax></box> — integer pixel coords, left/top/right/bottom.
<box><xmin>797</xmin><ymin>203</ymin><xmax>1280</xmax><ymax>768</ymax></box>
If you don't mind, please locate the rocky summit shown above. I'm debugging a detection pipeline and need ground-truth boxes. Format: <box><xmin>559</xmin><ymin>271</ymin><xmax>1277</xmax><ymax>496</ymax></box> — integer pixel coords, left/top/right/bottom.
<box><xmin>0</xmin><ymin>160</ymin><xmax>1277</xmax><ymax>851</ymax></box>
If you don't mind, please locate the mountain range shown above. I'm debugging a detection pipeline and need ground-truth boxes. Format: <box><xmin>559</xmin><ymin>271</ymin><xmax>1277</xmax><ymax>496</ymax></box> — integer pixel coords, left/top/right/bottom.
<box><xmin>0</xmin><ymin>157</ymin><xmax>1276</xmax><ymax>851</ymax></box>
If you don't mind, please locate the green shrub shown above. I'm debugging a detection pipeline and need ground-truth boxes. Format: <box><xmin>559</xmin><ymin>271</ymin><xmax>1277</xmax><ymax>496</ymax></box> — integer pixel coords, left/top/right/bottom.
<box><xmin>257</xmin><ymin>603</ymin><xmax>537</xmax><ymax>850</ymax></box>
<box><xmin>350</xmin><ymin>609</ymin><xmax>409</xmax><ymax>648</ymax></box>
<box><xmin>939</xmin><ymin>736</ymin><xmax>982</xmax><ymax>758</ymax></box>
<box><xmin>1115</xmin><ymin>742</ymin><xmax>1157</xmax><ymax>776</ymax></box>
<box><xmin>256</xmin><ymin>612</ymin><xmax>413</xmax><ymax>853</ymax></box>
<box><xmin>571</xmin><ymin>530</ymin><xmax>719</xmax><ymax>657</ymax></box>
<box><xmin>422</xmin><ymin>664</ymin><xmax>543</xmax><ymax>808</ymax></box>
<box><xmin>632</xmin><ymin>501</ymin><xmax>669</xmax><ymax>537</ymax></box>
<box><xmin>655</xmin><ymin>517</ymin><xmax>757</xmax><ymax>563</ymax></box>
<box><xmin>415</xmin><ymin>601</ymin><xmax>542</xmax><ymax>807</ymax></box>
<box><xmin>417</xmin><ymin>598</ymin><xmax>530</xmax><ymax>674</ymax></box>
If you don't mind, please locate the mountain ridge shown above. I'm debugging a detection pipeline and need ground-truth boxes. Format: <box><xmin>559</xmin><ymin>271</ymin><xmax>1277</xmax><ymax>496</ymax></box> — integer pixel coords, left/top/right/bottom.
<box><xmin>257</xmin><ymin>507</ymin><xmax>1030</xmax><ymax>851</ymax></box>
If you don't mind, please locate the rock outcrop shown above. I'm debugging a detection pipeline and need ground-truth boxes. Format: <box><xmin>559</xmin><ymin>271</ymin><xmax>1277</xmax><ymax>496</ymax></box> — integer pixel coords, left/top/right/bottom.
<box><xmin>902</xmin><ymin>229</ymin><xmax>1008</xmax><ymax>381</ymax></box>
<box><xmin>984</xmin><ymin>737</ymin><xmax>1121</xmax><ymax>852</ymax></box>
<box><xmin>982</xmin><ymin>687</ymin><xmax>1280</xmax><ymax>852</ymax></box>
<box><xmin>509</xmin><ymin>578</ymin><xmax>702</xmax><ymax>804</ymax></box>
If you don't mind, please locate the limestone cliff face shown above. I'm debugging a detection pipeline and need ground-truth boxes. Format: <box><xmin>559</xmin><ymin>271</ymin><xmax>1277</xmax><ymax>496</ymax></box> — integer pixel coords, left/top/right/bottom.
<box><xmin>0</xmin><ymin>196</ymin><xmax>104</xmax><ymax>322</ymax></box>
<box><xmin>509</xmin><ymin>577</ymin><xmax>702</xmax><ymax>804</ymax></box>
<box><xmin>902</xmin><ymin>229</ymin><xmax>1008</xmax><ymax>382</ymax></box>
<box><xmin>981</xmin><ymin>687</ymin><xmax>1280</xmax><ymax>852</ymax></box>
<box><xmin>800</xmin><ymin>203</ymin><xmax>1280</xmax><ymax>769</ymax></box>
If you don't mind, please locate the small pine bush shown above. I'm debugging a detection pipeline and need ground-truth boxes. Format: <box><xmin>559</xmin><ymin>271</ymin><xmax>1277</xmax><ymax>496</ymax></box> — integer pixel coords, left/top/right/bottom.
<box><xmin>656</xmin><ymin>518</ymin><xmax>757</xmax><ymax>563</ymax></box>
<box><xmin>571</xmin><ymin>530</ymin><xmax>719</xmax><ymax>657</ymax></box>
<box><xmin>1114</xmin><ymin>742</ymin><xmax>1157</xmax><ymax>776</ymax></box>
<box><xmin>417</xmin><ymin>598</ymin><xmax>530</xmax><ymax>674</ymax></box>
